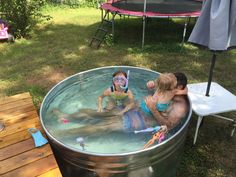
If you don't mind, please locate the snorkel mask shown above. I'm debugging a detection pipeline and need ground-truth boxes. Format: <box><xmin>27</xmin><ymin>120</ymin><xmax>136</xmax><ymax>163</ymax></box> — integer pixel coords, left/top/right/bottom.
<box><xmin>113</xmin><ymin>70</ymin><xmax>130</xmax><ymax>90</ymax></box>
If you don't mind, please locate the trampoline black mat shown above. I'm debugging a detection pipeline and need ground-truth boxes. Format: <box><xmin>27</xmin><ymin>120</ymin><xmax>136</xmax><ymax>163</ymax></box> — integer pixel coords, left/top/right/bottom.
<box><xmin>112</xmin><ymin>0</ymin><xmax>202</xmax><ymax>14</ymax></box>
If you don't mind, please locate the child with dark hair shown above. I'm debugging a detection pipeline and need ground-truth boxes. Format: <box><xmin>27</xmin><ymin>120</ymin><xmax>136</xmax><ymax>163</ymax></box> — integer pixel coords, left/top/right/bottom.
<box><xmin>97</xmin><ymin>70</ymin><xmax>135</xmax><ymax>115</ymax></box>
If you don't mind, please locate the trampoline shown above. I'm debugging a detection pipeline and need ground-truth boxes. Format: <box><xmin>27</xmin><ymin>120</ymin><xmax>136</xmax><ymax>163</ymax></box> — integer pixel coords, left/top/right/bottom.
<box><xmin>99</xmin><ymin>0</ymin><xmax>203</xmax><ymax>47</ymax></box>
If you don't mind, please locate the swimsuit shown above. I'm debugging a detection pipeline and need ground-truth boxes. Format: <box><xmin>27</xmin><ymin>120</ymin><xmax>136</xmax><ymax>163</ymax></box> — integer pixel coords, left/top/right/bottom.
<box><xmin>141</xmin><ymin>100</ymin><xmax>153</xmax><ymax>116</ymax></box>
<box><xmin>110</xmin><ymin>86</ymin><xmax>129</xmax><ymax>106</ymax></box>
<box><xmin>123</xmin><ymin>108</ymin><xmax>159</xmax><ymax>132</ymax></box>
<box><xmin>141</xmin><ymin>99</ymin><xmax>171</xmax><ymax>115</ymax></box>
<box><xmin>123</xmin><ymin>109</ymin><xmax>146</xmax><ymax>132</ymax></box>
<box><xmin>156</xmin><ymin>102</ymin><xmax>171</xmax><ymax>112</ymax></box>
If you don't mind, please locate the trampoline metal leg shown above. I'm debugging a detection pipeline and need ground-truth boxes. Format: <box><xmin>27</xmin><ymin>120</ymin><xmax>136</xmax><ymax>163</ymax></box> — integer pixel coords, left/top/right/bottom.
<box><xmin>167</xmin><ymin>17</ymin><xmax>170</xmax><ymax>26</ymax></box>
<box><xmin>111</xmin><ymin>13</ymin><xmax>116</xmax><ymax>40</ymax></box>
<box><xmin>101</xmin><ymin>9</ymin><xmax>103</xmax><ymax>22</ymax></box>
<box><xmin>142</xmin><ymin>16</ymin><xmax>146</xmax><ymax>48</ymax></box>
<box><xmin>181</xmin><ymin>17</ymin><xmax>189</xmax><ymax>48</ymax></box>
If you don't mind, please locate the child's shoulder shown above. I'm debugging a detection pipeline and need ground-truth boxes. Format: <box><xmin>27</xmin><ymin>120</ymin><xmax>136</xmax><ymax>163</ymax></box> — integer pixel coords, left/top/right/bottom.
<box><xmin>127</xmin><ymin>88</ymin><xmax>133</xmax><ymax>93</ymax></box>
<box><xmin>103</xmin><ymin>87</ymin><xmax>112</xmax><ymax>95</ymax></box>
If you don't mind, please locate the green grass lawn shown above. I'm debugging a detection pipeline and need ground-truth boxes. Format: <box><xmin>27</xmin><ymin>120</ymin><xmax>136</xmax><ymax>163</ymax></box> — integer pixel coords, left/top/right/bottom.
<box><xmin>0</xmin><ymin>5</ymin><xmax>235</xmax><ymax>177</ymax></box>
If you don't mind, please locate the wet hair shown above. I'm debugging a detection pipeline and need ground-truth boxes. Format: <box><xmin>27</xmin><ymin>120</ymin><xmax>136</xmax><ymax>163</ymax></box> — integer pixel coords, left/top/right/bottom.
<box><xmin>156</xmin><ymin>73</ymin><xmax>177</xmax><ymax>93</ymax></box>
<box><xmin>174</xmin><ymin>72</ymin><xmax>187</xmax><ymax>89</ymax></box>
<box><xmin>112</xmin><ymin>70</ymin><xmax>127</xmax><ymax>78</ymax></box>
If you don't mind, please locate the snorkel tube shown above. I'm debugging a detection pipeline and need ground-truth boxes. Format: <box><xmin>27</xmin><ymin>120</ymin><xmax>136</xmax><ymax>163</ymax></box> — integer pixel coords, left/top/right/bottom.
<box><xmin>120</xmin><ymin>70</ymin><xmax>130</xmax><ymax>90</ymax></box>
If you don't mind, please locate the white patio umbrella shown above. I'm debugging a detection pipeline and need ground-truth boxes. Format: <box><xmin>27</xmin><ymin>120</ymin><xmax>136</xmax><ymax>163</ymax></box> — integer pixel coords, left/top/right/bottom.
<box><xmin>188</xmin><ymin>0</ymin><xmax>236</xmax><ymax>96</ymax></box>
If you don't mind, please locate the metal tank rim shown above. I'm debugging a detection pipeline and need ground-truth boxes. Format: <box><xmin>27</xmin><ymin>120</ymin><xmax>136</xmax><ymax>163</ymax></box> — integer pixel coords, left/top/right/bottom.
<box><xmin>39</xmin><ymin>65</ymin><xmax>192</xmax><ymax>157</ymax></box>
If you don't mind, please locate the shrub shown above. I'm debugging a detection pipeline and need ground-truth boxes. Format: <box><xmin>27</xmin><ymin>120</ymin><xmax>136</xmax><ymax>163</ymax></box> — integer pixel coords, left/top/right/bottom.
<box><xmin>0</xmin><ymin>0</ymin><xmax>50</xmax><ymax>38</ymax></box>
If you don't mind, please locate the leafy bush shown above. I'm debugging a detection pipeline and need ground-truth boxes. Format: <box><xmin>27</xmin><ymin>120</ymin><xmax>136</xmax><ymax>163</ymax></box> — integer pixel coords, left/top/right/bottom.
<box><xmin>0</xmin><ymin>0</ymin><xmax>50</xmax><ymax>38</ymax></box>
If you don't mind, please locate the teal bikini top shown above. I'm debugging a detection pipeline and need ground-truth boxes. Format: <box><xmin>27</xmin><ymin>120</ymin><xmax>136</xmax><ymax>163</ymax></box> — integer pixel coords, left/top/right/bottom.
<box><xmin>141</xmin><ymin>99</ymin><xmax>171</xmax><ymax>116</ymax></box>
<box><xmin>156</xmin><ymin>102</ymin><xmax>171</xmax><ymax>112</ymax></box>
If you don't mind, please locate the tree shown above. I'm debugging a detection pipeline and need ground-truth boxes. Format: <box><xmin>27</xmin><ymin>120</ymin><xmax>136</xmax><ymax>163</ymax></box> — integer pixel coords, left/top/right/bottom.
<box><xmin>0</xmin><ymin>0</ymin><xmax>50</xmax><ymax>38</ymax></box>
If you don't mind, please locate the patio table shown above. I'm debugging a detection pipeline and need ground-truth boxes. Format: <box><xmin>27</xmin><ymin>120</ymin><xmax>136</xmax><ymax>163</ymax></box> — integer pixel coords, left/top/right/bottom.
<box><xmin>187</xmin><ymin>82</ymin><xmax>236</xmax><ymax>144</ymax></box>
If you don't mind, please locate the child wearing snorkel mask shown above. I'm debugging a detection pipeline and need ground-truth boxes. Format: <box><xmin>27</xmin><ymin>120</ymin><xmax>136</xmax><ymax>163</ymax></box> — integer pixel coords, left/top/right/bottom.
<box><xmin>97</xmin><ymin>70</ymin><xmax>135</xmax><ymax>115</ymax></box>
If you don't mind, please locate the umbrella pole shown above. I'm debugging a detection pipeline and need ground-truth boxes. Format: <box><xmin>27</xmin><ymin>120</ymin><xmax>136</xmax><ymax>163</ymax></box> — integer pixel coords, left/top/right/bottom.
<box><xmin>205</xmin><ymin>53</ymin><xmax>216</xmax><ymax>96</ymax></box>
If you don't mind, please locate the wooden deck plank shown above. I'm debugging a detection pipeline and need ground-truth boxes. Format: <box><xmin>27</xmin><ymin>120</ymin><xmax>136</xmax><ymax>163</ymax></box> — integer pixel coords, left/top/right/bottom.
<box><xmin>0</xmin><ymin>139</ymin><xmax>35</xmax><ymax>161</ymax></box>
<box><xmin>37</xmin><ymin>168</ymin><xmax>62</xmax><ymax>177</ymax></box>
<box><xmin>1</xmin><ymin>155</ymin><xmax>59</xmax><ymax>177</ymax></box>
<box><xmin>2</xmin><ymin>111</ymin><xmax>38</xmax><ymax>126</ymax></box>
<box><xmin>0</xmin><ymin>144</ymin><xmax>52</xmax><ymax>174</ymax></box>
<box><xmin>0</xmin><ymin>103</ymin><xmax>36</xmax><ymax>118</ymax></box>
<box><xmin>0</xmin><ymin>92</ymin><xmax>31</xmax><ymax>105</ymax></box>
<box><xmin>0</xmin><ymin>97</ymin><xmax>33</xmax><ymax>112</ymax></box>
<box><xmin>0</xmin><ymin>117</ymin><xmax>40</xmax><ymax>138</ymax></box>
<box><xmin>0</xmin><ymin>125</ymin><xmax>43</xmax><ymax>148</ymax></box>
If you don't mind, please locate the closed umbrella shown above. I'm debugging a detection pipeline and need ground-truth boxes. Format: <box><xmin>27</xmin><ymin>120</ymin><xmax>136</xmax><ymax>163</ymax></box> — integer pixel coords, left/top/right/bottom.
<box><xmin>188</xmin><ymin>0</ymin><xmax>236</xmax><ymax>96</ymax></box>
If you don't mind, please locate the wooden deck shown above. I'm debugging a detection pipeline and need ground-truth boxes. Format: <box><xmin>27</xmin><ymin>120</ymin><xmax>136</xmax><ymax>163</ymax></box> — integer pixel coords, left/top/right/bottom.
<box><xmin>0</xmin><ymin>92</ymin><xmax>62</xmax><ymax>177</ymax></box>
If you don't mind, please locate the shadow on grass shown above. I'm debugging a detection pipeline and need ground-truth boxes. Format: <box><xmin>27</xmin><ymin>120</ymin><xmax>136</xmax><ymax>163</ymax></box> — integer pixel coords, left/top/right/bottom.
<box><xmin>176</xmin><ymin>114</ymin><xmax>236</xmax><ymax>177</ymax></box>
<box><xmin>0</xmin><ymin>15</ymin><xmax>236</xmax><ymax>100</ymax></box>
<box><xmin>114</xmin><ymin>17</ymin><xmax>194</xmax><ymax>45</ymax></box>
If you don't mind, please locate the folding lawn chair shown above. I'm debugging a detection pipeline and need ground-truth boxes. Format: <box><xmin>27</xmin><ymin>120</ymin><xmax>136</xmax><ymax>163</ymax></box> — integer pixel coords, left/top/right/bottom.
<box><xmin>0</xmin><ymin>18</ymin><xmax>14</xmax><ymax>42</ymax></box>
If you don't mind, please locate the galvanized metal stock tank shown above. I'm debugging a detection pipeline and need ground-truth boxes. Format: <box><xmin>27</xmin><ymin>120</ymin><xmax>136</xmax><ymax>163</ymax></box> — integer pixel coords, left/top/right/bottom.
<box><xmin>40</xmin><ymin>66</ymin><xmax>192</xmax><ymax>177</ymax></box>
